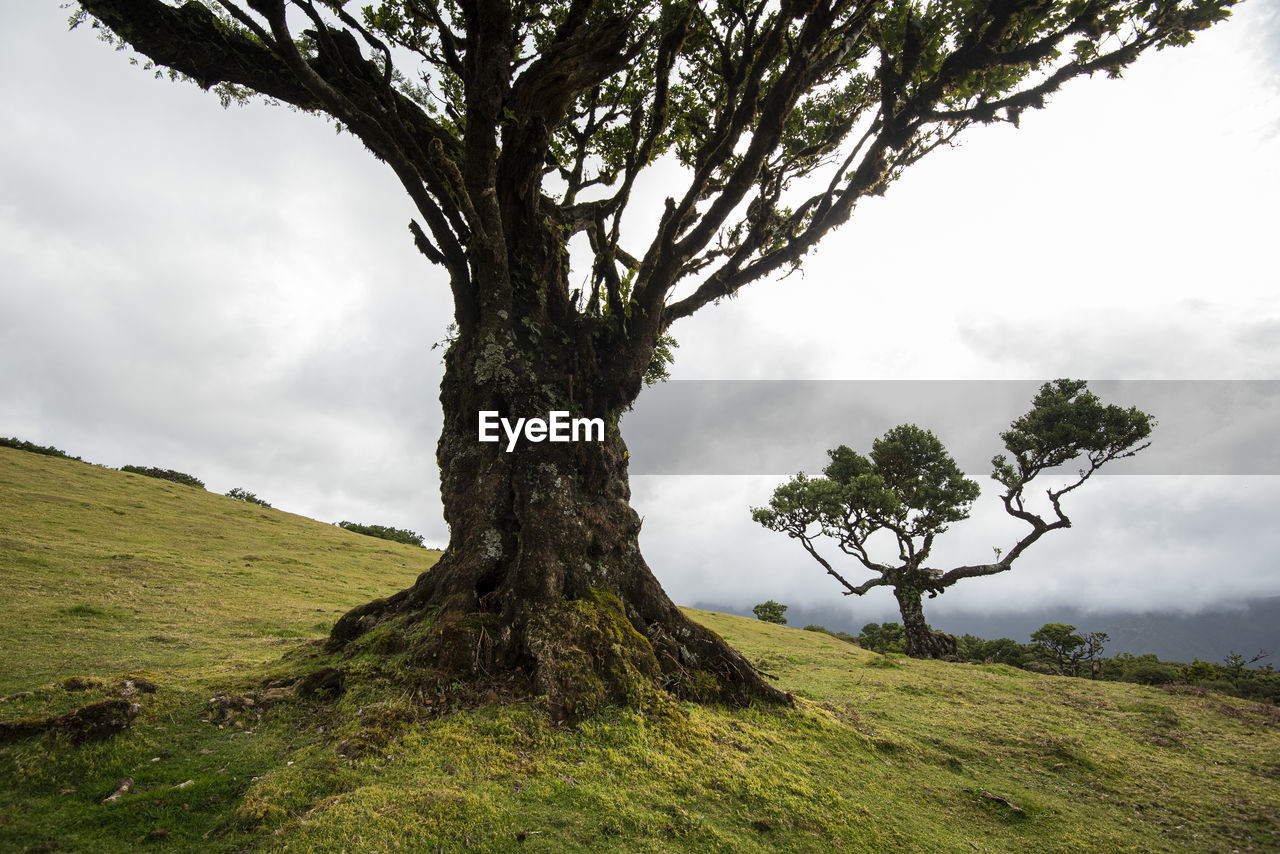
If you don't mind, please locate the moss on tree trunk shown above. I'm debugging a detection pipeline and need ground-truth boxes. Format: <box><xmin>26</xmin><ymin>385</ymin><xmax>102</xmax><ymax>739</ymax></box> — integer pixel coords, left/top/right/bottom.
<box><xmin>894</xmin><ymin>585</ymin><xmax>957</xmax><ymax>659</ymax></box>
<box><xmin>328</xmin><ymin>327</ymin><xmax>786</xmax><ymax>717</ymax></box>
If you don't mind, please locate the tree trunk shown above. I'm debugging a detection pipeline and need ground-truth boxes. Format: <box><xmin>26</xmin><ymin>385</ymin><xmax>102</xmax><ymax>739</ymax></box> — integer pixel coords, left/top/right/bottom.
<box><xmin>893</xmin><ymin>586</ymin><xmax>957</xmax><ymax>659</ymax></box>
<box><xmin>326</xmin><ymin>317</ymin><xmax>786</xmax><ymax>717</ymax></box>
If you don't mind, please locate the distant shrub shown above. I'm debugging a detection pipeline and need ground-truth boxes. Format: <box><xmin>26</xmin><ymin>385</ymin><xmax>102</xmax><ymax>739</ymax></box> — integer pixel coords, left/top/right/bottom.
<box><xmin>1232</xmin><ymin>671</ymin><xmax>1280</xmax><ymax>705</ymax></box>
<box><xmin>1123</xmin><ymin>657</ymin><xmax>1178</xmax><ymax>686</ymax></box>
<box><xmin>752</xmin><ymin>600</ymin><xmax>788</xmax><ymax>625</ymax></box>
<box><xmin>226</xmin><ymin>487</ymin><xmax>271</xmax><ymax>508</ymax></box>
<box><xmin>1</xmin><ymin>437</ymin><xmax>81</xmax><ymax>461</ymax></box>
<box><xmin>1021</xmin><ymin>660</ymin><xmax>1058</xmax><ymax>675</ymax></box>
<box><xmin>1179</xmin><ymin>658</ymin><xmax>1220</xmax><ymax>683</ymax></box>
<box><xmin>804</xmin><ymin>625</ymin><xmax>858</xmax><ymax>644</ymax></box>
<box><xmin>941</xmin><ymin>626</ymin><xmax>1278</xmax><ymax>705</ymax></box>
<box><xmin>958</xmin><ymin>634</ymin><xmax>1032</xmax><ymax>667</ymax></box>
<box><xmin>337</xmin><ymin>521</ymin><xmax>424</xmax><ymax>547</ymax></box>
<box><xmin>1197</xmin><ymin>678</ymin><xmax>1237</xmax><ymax>696</ymax></box>
<box><xmin>61</xmin><ymin>604</ymin><xmax>110</xmax><ymax>618</ymax></box>
<box><xmin>120</xmin><ymin>465</ymin><xmax>205</xmax><ymax>489</ymax></box>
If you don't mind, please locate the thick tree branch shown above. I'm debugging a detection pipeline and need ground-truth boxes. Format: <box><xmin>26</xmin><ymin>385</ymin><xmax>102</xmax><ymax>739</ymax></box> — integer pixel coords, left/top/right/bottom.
<box><xmin>458</xmin><ymin>0</ymin><xmax>513</xmax><ymax>315</ymax></box>
<box><xmin>407</xmin><ymin>0</ymin><xmax>465</xmax><ymax>76</ymax></box>
<box><xmin>501</xmin><ymin>12</ymin><xmax>636</xmax><ymax>220</ymax></box>
<box><xmin>639</xmin><ymin>3</ymin><xmax>860</xmax><ymax>317</ymax></box>
<box><xmin>79</xmin><ymin>0</ymin><xmax>320</xmax><ymax>108</ymax></box>
<box><xmin>664</xmin><ymin>134</ymin><xmax>893</xmax><ymax>322</ymax></box>
<box><xmin>795</xmin><ymin>532</ymin><xmax>888</xmax><ymax>597</ymax></box>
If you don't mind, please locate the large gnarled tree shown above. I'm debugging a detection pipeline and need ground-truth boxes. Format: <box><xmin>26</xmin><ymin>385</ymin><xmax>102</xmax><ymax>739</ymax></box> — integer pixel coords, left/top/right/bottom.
<box><xmin>753</xmin><ymin>380</ymin><xmax>1154</xmax><ymax>658</ymax></box>
<box><xmin>68</xmin><ymin>0</ymin><xmax>1227</xmax><ymax>712</ymax></box>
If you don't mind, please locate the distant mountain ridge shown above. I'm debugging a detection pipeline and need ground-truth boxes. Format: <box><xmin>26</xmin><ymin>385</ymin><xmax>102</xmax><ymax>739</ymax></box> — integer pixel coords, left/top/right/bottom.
<box><xmin>693</xmin><ymin>597</ymin><xmax>1280</xmax><ymax>664</ymax></box>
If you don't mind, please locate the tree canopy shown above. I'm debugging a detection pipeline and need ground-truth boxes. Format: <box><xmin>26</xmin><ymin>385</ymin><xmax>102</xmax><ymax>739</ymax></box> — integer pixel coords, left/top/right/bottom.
<box><xmin>73</xmin><ymin>0</ymin><xmax>1235</xmax><ymax>366</ymax></box>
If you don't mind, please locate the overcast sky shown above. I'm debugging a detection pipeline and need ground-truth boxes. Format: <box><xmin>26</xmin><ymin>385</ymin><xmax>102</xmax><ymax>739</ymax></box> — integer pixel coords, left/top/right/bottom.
<box><xmin>3</xmin><ymin>2</ymin><xmax>1279</xmax><ymax>628</ymax></box>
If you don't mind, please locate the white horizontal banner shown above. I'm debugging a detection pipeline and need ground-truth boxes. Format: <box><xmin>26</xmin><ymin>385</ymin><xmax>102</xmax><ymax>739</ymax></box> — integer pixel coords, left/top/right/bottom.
<box><xmin>621</xmin><ymin>380</ymin><xmax>1280</xmax><ymax>475</ymax></box>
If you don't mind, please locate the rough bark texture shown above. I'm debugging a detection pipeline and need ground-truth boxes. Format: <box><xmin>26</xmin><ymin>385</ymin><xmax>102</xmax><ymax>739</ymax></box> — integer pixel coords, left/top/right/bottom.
<box><xmin>894</xmin><ymin>586</ymin><xmax>957</xmax><ymax>660</ymax></box>
<box><xmin>327</xmin><ymin>299</ymin><xmax>786</xmax><ymax>716</ymax></box>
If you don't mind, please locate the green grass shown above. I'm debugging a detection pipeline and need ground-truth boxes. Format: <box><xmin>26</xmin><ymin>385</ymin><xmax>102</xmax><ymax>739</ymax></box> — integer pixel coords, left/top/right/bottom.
<box><xmin>0</xmin><ymin>447</ymin><xmax>436</xmax><ymax>693</ymax></box>
<box><xmin>1</xmin><ymin>448</ymin><xmax>1278</xmax><ymax>852</ymax></box>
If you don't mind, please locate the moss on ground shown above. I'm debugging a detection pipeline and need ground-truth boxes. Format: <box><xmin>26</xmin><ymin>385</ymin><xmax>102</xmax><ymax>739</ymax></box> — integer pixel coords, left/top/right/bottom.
<box><xmin>524</xmin><ymin>589</ymin><xmax>667</xmax><ymax>719</ymax></box>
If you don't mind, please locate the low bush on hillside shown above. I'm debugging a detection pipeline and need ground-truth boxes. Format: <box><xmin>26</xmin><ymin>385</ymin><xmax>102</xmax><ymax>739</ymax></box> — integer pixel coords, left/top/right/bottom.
<box><xmin>1</xmin><ymin>437</ymin><xmax>81</xmax><ymax>461</ymax></box>
<box><xmin>954</xmin><ymin>624</ymin><xmax>1279</xmax><ymax>705</ymax></box>
<box><xmin>119</xmin><ymin>465</ymin><xmax>205</xmax><ymax>489</ymax></box>
<box><xmin>226</xmin><ymin>487</ymin><xmax>271</xmax><ymax>507</ymax></box>
<box><xmin>803</xmin><ymin>624</ymin><xmax>858</xmax><ymax>644</ymax></box>
<box><xmin>1116</xmin><ymin>654</ymin><xmax>1179</xmax><ymax>686</ymax></box>
<box><xmin>337</xmin><ymin>521</ymin><xmax>424</xmax><ymax>547</ymax></box>
<box><xmin>829</xmin><ymin>619</ymin><xmax>1280</xmax><ymax>704</ymax></box>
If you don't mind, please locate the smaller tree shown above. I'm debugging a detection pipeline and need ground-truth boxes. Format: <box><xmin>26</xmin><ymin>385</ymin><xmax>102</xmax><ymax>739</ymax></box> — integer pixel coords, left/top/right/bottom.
<box><xmin>1079</xmin><ymin>630</ymin><xmax>1110</xmax><ymax>679</ymax></box>
<box><xmin>1222</xmin><ymin>650</ymin><xmax>1271</xmax><ymax>679</ymax></box>
<box><xmin>753</xmin><ymin>380</ymin><xmax>1153</xmax><ymax>658</ymax></box>
<box><xmin>857</xmin><ymin>622</ymin><xmax>906</xmax><ymax>655</ymax></box>
<box><xmin>752</xmin><ymin>601</ymin><xmax>789</xmax><ymax>625</ymax></box>
<box><xmin>1030</xmin><ymin>623</ymin><xmax>1083</xmax><ymax>674</ymax></box>
<box><xmin>1029</xmin><ymin>623</ymin><xmax>1107</xmax><ymax>677</ymax></box>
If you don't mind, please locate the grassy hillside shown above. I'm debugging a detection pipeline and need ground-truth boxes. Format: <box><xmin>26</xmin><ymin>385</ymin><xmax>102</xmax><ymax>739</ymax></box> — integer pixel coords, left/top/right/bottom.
<box><xmin>0</xmin><ymin>447</ymin><xmax>437</xmax><ymax>693</ymax></box>
<box><xmin>1</xmin><ymin>448</ymin><xmax>1277</xmax><ymax>852</ymax></box>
